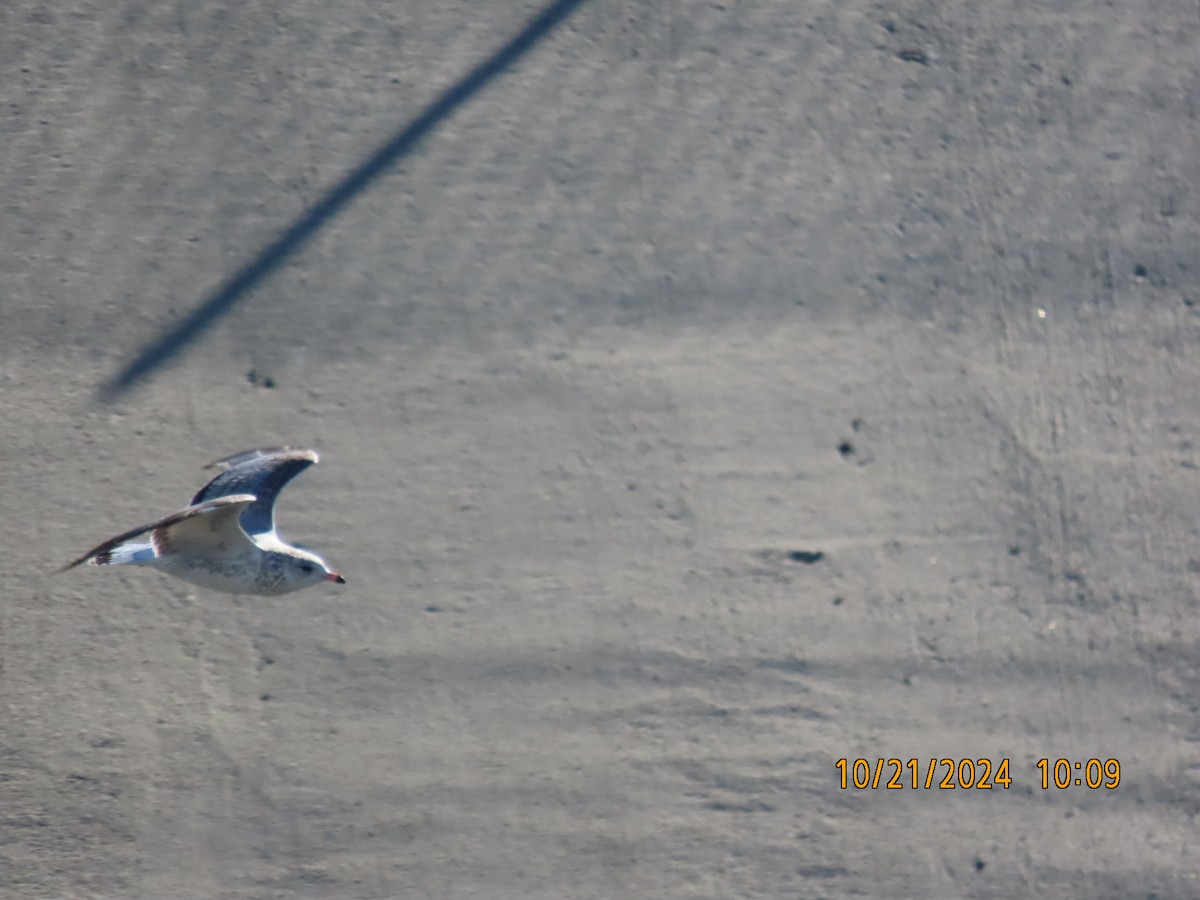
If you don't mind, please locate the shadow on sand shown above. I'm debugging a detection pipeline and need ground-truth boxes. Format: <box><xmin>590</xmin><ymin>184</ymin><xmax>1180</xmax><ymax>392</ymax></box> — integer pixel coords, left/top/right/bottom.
<box><xmin>101</xmin><ymin>0</ymin><xmax>590</xmax><ymax>400</ymax></box>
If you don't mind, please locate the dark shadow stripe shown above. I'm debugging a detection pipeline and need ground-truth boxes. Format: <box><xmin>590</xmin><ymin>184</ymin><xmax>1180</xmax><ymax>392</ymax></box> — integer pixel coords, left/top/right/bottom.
<box><xmin>102</xmin><ymin>0</ymin><xmax>589</xmax><ymax>399</ymax></box>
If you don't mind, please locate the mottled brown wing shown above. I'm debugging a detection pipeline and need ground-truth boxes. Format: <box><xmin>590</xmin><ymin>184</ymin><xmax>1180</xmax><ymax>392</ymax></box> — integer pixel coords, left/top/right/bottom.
<box><xmin>61</xmin><ymin>495</ymin><xmax>257</xmax><ymax>571</ymax></box>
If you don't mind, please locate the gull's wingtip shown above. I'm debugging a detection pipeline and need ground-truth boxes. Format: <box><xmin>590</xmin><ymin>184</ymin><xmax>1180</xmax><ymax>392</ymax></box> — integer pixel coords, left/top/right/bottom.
<box><xmin>203</xmin><ymin>447</ymin><xmax>319</xmax><ymax>470</ymax></box>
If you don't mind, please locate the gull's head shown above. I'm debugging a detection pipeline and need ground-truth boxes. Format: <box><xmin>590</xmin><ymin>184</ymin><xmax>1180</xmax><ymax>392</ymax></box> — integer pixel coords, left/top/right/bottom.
<box><xmin>285</xmin><ymin>547</ymin><xmax>346</xmax><ymax>590</ymax></box>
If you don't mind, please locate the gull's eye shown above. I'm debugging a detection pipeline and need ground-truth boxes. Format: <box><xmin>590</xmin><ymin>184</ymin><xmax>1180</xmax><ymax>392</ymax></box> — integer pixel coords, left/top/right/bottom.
<box><xmin>300</xmin><ymin>563</ymin><xmax>314</xmax><ymax>573</ymax></box>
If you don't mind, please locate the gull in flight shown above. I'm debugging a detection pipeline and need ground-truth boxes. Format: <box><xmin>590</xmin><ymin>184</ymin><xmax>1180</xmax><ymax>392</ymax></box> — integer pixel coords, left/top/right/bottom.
<box><xmin>63</xmin><ymin>447</ymin><xmax>346</xmax><ymax>595</ymax></box>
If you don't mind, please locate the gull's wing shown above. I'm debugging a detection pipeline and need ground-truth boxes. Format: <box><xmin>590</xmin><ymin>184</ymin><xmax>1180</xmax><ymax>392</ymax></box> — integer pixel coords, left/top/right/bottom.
<box><xmin>191</xmin><ymin>447</ymin><xmax>319</xmax><ymax>537</ymax></box>
<box><xmin>62</xmin><ymin>495</ymin><xmax>257</xmax><ymax>570</ymax></box>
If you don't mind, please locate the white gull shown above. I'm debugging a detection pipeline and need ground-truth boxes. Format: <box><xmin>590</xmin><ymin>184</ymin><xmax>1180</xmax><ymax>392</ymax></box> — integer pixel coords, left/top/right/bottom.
<box><xmin>63</xmin><ymin>447</ymin><xmax>346</xmax><ymax>595</ymax></box>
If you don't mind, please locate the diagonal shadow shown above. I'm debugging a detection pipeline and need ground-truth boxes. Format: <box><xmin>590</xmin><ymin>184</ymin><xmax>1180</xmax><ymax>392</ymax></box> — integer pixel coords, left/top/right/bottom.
<box><xmin>101</xmin><ymin>0</ymin><xmax>589</xmax><ymax>400</ymax></box>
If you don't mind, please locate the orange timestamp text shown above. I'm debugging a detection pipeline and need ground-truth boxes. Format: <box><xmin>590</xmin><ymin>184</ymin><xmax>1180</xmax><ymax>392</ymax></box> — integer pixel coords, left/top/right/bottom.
<box><xmin>837</xmin><ymin>758</ymin><xmax>1010</xmax><ymax>790</ymax></box>
<box><xmin>835</xmin><ymin>757</ymin><xmax>1121</xmax><ymax>790</ymax></box>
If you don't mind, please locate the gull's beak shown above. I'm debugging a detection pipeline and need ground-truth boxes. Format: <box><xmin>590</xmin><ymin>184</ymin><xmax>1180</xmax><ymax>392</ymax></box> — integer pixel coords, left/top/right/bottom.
<box><xmin>326</xmin><ymin>573</ymin><xmax>346</xmax><ymax>584</ymax></box>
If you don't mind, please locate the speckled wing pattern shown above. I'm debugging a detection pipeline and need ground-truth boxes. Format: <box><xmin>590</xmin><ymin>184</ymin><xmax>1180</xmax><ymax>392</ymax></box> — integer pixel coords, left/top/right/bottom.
<box><xmin>191</xmin><ymin>447</ymin><xmax>319</xmax><ymax>537</ymax></box>
<box><xmin>61</xmin><ymin>495</ymin><xmax>257</xmax><ymax>570</ymax></box>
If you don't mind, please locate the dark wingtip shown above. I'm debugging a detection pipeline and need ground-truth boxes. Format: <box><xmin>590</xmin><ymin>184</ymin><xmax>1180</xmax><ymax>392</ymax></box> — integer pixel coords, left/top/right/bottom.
<box><xmin>58</xmin><ymin>552</ymin><xmax>97</xmax><ymax>573</ymax></box>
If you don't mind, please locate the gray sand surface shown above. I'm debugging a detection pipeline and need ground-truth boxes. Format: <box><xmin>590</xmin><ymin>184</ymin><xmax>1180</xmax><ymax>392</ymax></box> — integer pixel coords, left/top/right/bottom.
<box><xmin>3</xmin><ymin>2</ymin><xmax>1198</xmax><ymax>897</ymax></box>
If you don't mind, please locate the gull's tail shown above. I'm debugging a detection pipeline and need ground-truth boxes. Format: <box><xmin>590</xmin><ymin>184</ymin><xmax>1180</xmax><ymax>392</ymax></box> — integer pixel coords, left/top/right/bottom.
<box><xmin>89</xmin><ymin>541</ymin><xmax>158</xmax><ymax>567</ymax></box>
<box><xmin>61</xmin><ymin>540</ymin><xmax>158</xmax><ymax>571</ymax></box>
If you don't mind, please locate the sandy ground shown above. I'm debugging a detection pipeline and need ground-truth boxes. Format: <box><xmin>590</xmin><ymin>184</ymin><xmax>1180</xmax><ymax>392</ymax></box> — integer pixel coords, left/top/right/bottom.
<box><xmin>3</xmin><ymin>1</ymin><xmax>1199</xmax><ymax>897</ymax></box>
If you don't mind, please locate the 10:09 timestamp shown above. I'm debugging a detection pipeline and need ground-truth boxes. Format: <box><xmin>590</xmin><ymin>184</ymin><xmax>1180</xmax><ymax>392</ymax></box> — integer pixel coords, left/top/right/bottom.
<box><xmin>1036</xmin><ymin>758</ymin><xmax>1120</xmax><ymax>789</ymax></box>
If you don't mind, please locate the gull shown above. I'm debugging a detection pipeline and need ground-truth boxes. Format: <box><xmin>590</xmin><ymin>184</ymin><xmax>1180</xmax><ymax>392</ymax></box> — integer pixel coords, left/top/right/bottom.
<box><xmin>63</xmin><ymin>447</ymin><xmax>346</xmax><ymax>595</ymax></box>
